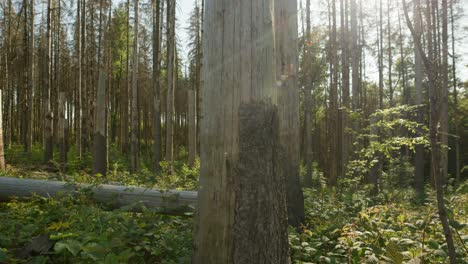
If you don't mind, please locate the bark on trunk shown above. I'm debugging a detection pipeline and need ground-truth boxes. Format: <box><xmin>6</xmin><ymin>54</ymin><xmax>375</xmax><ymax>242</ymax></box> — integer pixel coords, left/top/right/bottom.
<box><xmin>188</xmin><ymin>90</ymin><xmax>196</xmax><ymax>167</ymax></box>
<box><xmin>165</xmin><ymin>0</ymin><xmax>176</xmax><ymax>173</ymax></box>
<box><xmin>0</xmin><ymin>177</ymin><xmax>196</xmax><ymax>214</ymax></box>
<box><xmin>194</xmin><ymin>0</ymin><xmax>290</xmax><ymax>262</ymax></box>
<box><xmin>0</xmin><ymin>91</ymin><xmax>5</xmax><ymax>170</ymax></box>
<box><xmin>275</xmin><ymin>0</ymin><xmax>305</xmax><ymax>227</ymax></box>
<box><xmin>152</xmin><ymin>0</ymin><xmax>162</xmax><ymax>172</ymax></box>
<box><xmin>130</xmin><ymin>0</ymin><xmax>140</xmax><ymax>173</ymax></box>
<box><xmin>93</xmin><ymin>71</ymin><xmax>107</xmax><ymax>176</ymax></box>
<box><xmin>413</xmin><ymin>0</ymin><xmax>425</xmax><ymax>198</ymax></box>
<box><xmin>58</xmin><ymin>92</ymin><xmax>66</xmax><ymax>167</ymax></box>
<box><xmin>44</xmin><ymin>0</ymin><xmax>54</xmax><ymax>163</ymax></box>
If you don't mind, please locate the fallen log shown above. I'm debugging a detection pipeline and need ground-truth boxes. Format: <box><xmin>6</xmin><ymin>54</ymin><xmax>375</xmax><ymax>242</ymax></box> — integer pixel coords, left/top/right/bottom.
<box><xmin>0</xmin><ymin>177</ymin><xmax>197</xmax><ymax>215</ymax></box>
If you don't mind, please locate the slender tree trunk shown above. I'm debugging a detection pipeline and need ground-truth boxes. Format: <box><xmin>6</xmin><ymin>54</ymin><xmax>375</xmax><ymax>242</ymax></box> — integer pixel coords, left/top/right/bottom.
<box><xmin>130</xmin><ymin>0</ymin><xmax>140</xmax><ymax>173</ymax></box>
<box><xmin>165</xmin><ymin>0</ymin><xmax>176</xmax><ymax>173</ymax></box>
<box><xmin>75</xmin><ymin>0</ymin><xmax>82</xmax><ymax>159</ymax></box>
<box><xmin>26</xmin><ymin>0</ymin><xmax>35</xmax><ymax>153</ymax></box>
<box><xmin>451</xmin><ymin>0</ymin><xmax>460</xmax><ymax>185</ymax></box>
<box><xmin>44</xmin><ymin>0</ymin><xmax>53</xmax><ymax>163</ymax></box>
<box><xmin>304</xmin><ymin>0</ymin><xmax>313</xmax><ymax>188</ymax></box>
<box><xmin>440</xmin><ymin>0</ymin><xmax>449</xmax><ymax>186</ymax></box>
<box><xmin>413</xmin><ymin>0</ymin><xmax>425</xmax><ymax>198</ymax></box>
<box><xmin>188</xmin><ymin>90</ymin><xmax>196</xmax><ymax>167</ymax></box>
<box><xmin>328</xmin><ymin>0</ymin><xmax>339</xmax><ymax>186</ymax></box>
<box><xmin>0</xmin><ymin>91</ymin><xmax>5</xmax><ymax>170</ymax></box>
<box><xmin>58</xmin><ymin>92</ymin><xmax>66</xmax><ymax>168</ymax></box>
<box><xmin>194</xmin><ymin>0</ymin><xmax>289</xmax><ymax>262</ymax></box>
<box><xmin>387</xmin><ymin>0</ymin><xmax>394</xmax><ymax>107</ymax></box>
<box><xmin>152</xmin><ymin>0</ymin><xmax>162</xmax><ymax>171</ymax></box>
<box><xmin>340</xmin><ymin>0</ymin><xmax>349</xmax><ymax>177</ymax></box>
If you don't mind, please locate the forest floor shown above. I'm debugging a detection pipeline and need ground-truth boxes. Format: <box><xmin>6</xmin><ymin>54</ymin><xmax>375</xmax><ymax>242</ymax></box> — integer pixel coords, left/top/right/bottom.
<box><xmin>0</xmin><ymin>144</ymin><xmax>467</xmax><ymax>263</ymax></box>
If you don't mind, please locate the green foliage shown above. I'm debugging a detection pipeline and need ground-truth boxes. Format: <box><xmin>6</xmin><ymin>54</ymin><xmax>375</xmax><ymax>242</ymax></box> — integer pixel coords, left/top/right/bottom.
<box><xmin>343</xmin><ymin>105</ymin><xmax>429</xmax><ymax>189</ymax></box>
<box><xmin>0</xmin><ymin>192</ymin><xmax>193</xmax><ymax>263</ymax></box>
<box><xmin>289</xmin><ymin>187</ymin><xmax>468</xmax><ymax>263</ymax></box>
<box><xmin>2</xmin><ymin>145</ymin><xmax>466</xmax><ymax>263</ymax></box>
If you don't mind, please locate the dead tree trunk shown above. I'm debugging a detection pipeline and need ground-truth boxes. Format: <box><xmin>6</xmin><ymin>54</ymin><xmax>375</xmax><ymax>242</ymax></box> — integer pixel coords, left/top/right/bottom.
<box><xmin>152</xmin><ymin>0</ymin><xmax>162</xmax><ymax>172</ymax></box>
<box><xmin>413</xmin><ymin>0</ymin><xmax>425</xmax><ymax>198</ymax></box>
<box><xmin>275</xmin><ymin>0</ymin><xmax>305</xmax><ymax>228</ymax></box>
<box><xmin>194</xmin><ymin>0</ymin><xmax>290</xmax><ymax>262</ymax></box>
<box><xmin>26</xmin><ymin>0</ymin><xmax>35</xmax><ymax>153</ymax></box>
<box><xmin>58</xmin><ymin>92</ymin><xmax>66</xmax><ymax>167</ymax></box>
<box><xmin>76</xmin><ymin>0</ymin><xmax>83</xmax><ymax>160</ymax></box>
<box><xmin>188</xmin><ymin>89</ymin><xmax>196</xmax><ymax>167</ymax></box>
<box><xmin>0</xmin><ymin>91</ymin><xmax>5</xmax><ymax>170</ymax></box>
<box><xmin>44</xmin><ymin>0</ymin><xmax>53</xmax><ymax>163</ymax></box>
<box><xmin>93</xmin><ymin>71</ymin><xmax>107</xmax><ymax>176</ymax></box>
<box><xmin>165</xmin><ymin>0</ymin><xmax>176</xmax><ymax>173</ymax></box>
<box><xmin>130</xmin><ymin>0</ymin><xmax>140</xmax><ymax>173</ymax></box>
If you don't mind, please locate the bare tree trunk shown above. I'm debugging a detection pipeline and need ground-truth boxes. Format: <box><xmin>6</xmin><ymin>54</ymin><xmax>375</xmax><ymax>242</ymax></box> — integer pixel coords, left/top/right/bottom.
<box><xmin>188</xmin><ymin>90</ymin><xmax>196</xmax><ymax>167</ymax></box>
<box><xmin>26</xmin><ymin>0</ymin><xmax>35</xmax><ymax>153</ymax></box>
<box><xmin>152</xmin><ymin>0</ymin><xmax>162</xmax><ymax>172</ymax></box>
<box><xmin>130</xmin><ymin>0</ymin><xmax>140</xmax><ymax>173</ymax></box>
<box><xmin>165</xmin><ymin>0</ymin><xmax>176</xmax><ymax>173</ymax></box>
<box><xmin>44</xmin><ymin>0</ymin><xmax>53</xmax><ymax>163</ymax></box>
<box><xmin>387</xmin><ymin>0</ymin><xmax>394</xmax><ymax>107</ymax></box>
<box><xmin>340</xmin><ymin>0</ymin><xmax>350</xmax><ymax>176</ymax></box>
<box><xmin>0</xmin><ymin>91</ymin><xmax>5</xmax><ymax>170</ymax></box>
<box><xmin>194</xmin><ymin>0</ymin><xmax>290</xmax><ymax>262</ymax></box>
<box><xmin>451</xmin><ymin>0</ymin><xmax>460</xmax><ymax>185</ymax></box>
<box><xmin>440</xmin><ymin>0</ymin><xmax>449</xmax><ymax>186</ymax></box>
<box><xmin>58</xmin><ymin>92</ymin><xmax>66</xmax><ymax>168</ymax></box>
<box><xmin>76</xmin><ymin>0</ymin><xmax>82</xmax><ymax>159</ymax></box>
<box><xmin>351</xmin><ymin>0</ymin><xmax>359</xmax><ymax>110</ymax></box>
<box><xmin>378</xmin><ymin>0</ymin><xmax>384</xmax><ymax>109</ymax></box>
<box><xmin>93</xmin><ymin>71</ymin><xmax>107</xmax><ymax>176</ymax></box>
<box><xmin>413</xmin><ymin>0</ymin><xmax>425</xmax><ymax>198</ymax></box>
<box><xmin>275</xmin><ymin>0</ymin><xmax>305</xmax><ymax>228</ymax></box>
<box><xmin>328</xmin><ymin>0</ymin><xmax>339</xmax><ymax>186</ymax></box>
<box><xmin>304</xmin><ymin>0</ymin><xmax>313</xmax><ymax>188</ymax></box>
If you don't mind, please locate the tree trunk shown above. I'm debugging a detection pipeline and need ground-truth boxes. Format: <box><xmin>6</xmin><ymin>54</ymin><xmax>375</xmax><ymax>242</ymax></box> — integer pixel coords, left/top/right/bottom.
<box><xmin>26</xmin><ymin>0</ymin><xmax>35</xmax><ymax>153</ymax></box>
<box><xmin>378</xmin><ymin>0</ymin><xmax>384</xmax><ymax>109</ymax></box>
<box><xmin>130</xmin><ymin>0</ymin><xmax>140</xmax><ymax>173</ymax></box>
<box><xmin>194</xmin><ymin>0</ymin><xmax>290</xmax><ymax>262</ymax></box>
<box><xmin>44</xmin><ymin>0</ymin><xmax>53</xmax><ymax>163</ymax></box>
<box><xmin>275</xmin><ymin>0</ymin><xmax>305</xmax><ymax>228</ymax></box>
<box><xmin>451</xmin><ymin>0</ymin><xmax>460</xmax><ymax>185</ymax></box>
<box><xmin>328</xmin><ymin>0</ymin><xmax>339</xmax><ymax>186</ymax></box>
<box><xmin>440</xmin><ymin>0</ymin><xmax>449</xmax><ymax>186</ymax></box>
<box><xmin>165</xmin><ymin>0</ymin><xmax>176</xmax><ymax>173</ymax></box>
<box><xmin>152</xmin><ymin>0</ymin><xmax>162</xmax><ymax>172</ymax></box>
<box><xmin>93</xmin><ymin>71</ymin><xmax>107</xmax><ymax>176</ymax></box>
<box><xmin>58</xmin><ymin>92</ymin><xmax>66</xmax><ymax>168</ymax></box>
<box><xmin>188</xmin><ymin>90</ymin><xmax>196</xmax><ymax>167</ymax></box>
<box><xmin>387</xmin><ymin>0</ymin><xmax>394</xmax><ymax>107</ymax></box>
<box><xmin>76</xmin><ymin>0</ymin><xmax>83</xmax><ymax>159</ymax></box>
<box><xmin>0</xmin><ymin>91</ymin><xmax>5</xmax><ymax>170</ymax></box>
<box><xmin>413</xmin><ymin>0</ymin><xmax>425</xmax><ymax>198</ymax></box>
<box><xmin>0</xmin><ymin>177</ymin><xmax>196</xmax><ymax>215</ymax></box>
<box><xmin>304</xmin><ymin>0</ymin><xmax>313</xmax><ymax>188</ymax></box>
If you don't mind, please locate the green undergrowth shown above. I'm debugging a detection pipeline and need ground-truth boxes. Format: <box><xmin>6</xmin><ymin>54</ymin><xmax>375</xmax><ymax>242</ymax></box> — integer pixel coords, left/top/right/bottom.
<box><xmin>0</xmin><ymin>192</ymin><xmax>193</xmax><ymax>264</ymax></box>
<box><xmin>289</xmin><ymin>184</ymin><xmax>468</xmax><ymax>263</ymax></box>
<box><xmin>2</xmin><ymin>144</ymin><xmax>199</xmax><ymax>191</ymax></box>
<box><xmin>0</xmin><ymin>145</ymin><xmax>467</xmax><ymax>263</ymax></box>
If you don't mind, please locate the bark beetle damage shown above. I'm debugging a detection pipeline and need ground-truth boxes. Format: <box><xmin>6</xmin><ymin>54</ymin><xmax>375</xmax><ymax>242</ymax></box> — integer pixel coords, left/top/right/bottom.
<box><xmin>232</xmin><ymin>101</ymin><xmax>289</xmax><ymax>264</ymax></box>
